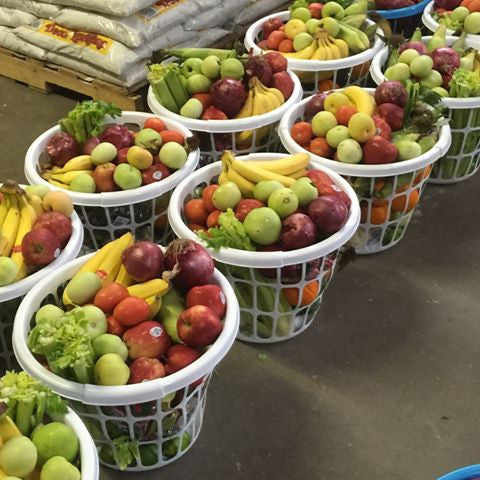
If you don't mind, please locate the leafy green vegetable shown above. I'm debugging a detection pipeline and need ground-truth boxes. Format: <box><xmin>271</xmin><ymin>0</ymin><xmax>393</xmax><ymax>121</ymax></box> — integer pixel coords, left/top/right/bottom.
<box><xmin>112</xmin><ymin>436</ymin><xmax>140</xmax><ymax>470</ymax></box>
<box><xmin>59</xmin><ymin>100</ymin><xmax>121</xmax><ymax>144</ymax></box>
<box><xmin>0</xmin><ymin>371</ymin><xmax>68</xmax><ymax>435</ymax></box>
<box><xmin>197</xmin><ymin>208</ymin><xmax>255</xmax><ymax>251</ymax></box>
<box><xmin>28</xmin><ymin>308</ymin><xmax>95</xmax><ymax>384</ymax></box>
<box><xmin>449</xmin><ymin>68</ymin><xmax>480</xmax><ymax>98</ymax></box>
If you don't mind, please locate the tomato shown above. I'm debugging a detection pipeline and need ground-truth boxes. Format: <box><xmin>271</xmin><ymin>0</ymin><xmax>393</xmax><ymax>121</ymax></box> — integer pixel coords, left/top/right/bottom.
<box><xmin>234</xmin><ymin>199</ymin><xmax>264</xmax><ymax>222</ymax></box>
<box><xmin>186</xmin><ymin>284</ymin><xmax>227</xmax><ymax>318</ymax></box>
<box><xmin>94</xmin><ymin>282</ymin><xmax>129</xmax><ymax>313</ymax></box>
<box><xmin>202</xmin><ymin>184</ymin><xmax>219</xmax><ymax>212</ymax></box>
<box><xmin>336</xmin><ymin>105</ymin><xmax>357</xmax><ymax>126</ymax></box>
<box><xmin>144</xmin><ymin>117</ymin><xmax>166</xmax><ymax>133</ymax></box>
<box><xmin>113</xmin><ymin>296</ymin><xmax>150</xmax><ymax>327</ymax></box>
<box><xmin>206</xmin><ymin>210</ymin><xmax>221</xmax><ymax>228</ymax></box>
<box><xmin>291</xmin><ymin>122</ymin><xmax>313</xmax><ymax>146</ymax></box>
<box><xmin>107</xmin><ymin>315</ymin><xmax>126</xmax><ymax>336</ymax></box>
<box><xmin>309</xmin><ymin>138</ymin><xmax>333</xmax><ymax>158</ymax></box>
<box><xmin>160</xmin><ymin>130</ymin><xmax>184</xmax><ymax>145</ymax></box>
<box><xmin>184</xmin><ymin>199</ymin><xmax>208</xmax><ymax>225</ymax></box>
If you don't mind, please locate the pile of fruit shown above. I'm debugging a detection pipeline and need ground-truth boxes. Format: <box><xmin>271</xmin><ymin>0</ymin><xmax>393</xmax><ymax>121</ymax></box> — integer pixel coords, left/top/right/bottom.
<box><xmin>289</xmin><ymin>83</ymin><xmax>443</xmax><ymax>164</ymax></box>
<box><xmin>255</xmin><ymin>0</ymin><xmax>375</xmax><ymax>60</ymax></box>
<box><xmin>0</xmin><ymin>181</ymin><xmax>74</xmax><ymax>287</ymax></box>
<box><xmin>0</xmin><ymin>371</ymin><xmax>82</xmax><ymax>479</ymax></box>
<box><xmin>28</xmin><ymin>233</ymin><xmax>225</xmax><ymax>387</ymax></box>
<box><xmin>40</xmin><ymin>100</ymin><xmax>192</xmax><ymax>193</ymax></box>
<box><xmin>432</xmin><ymin>0</ymin><xmax>480</xmax><ymax>34</ymax></box>
<box><xmin>383</xmin><ymin>27</ymin><xmax>480</xmax><ymax>95</ymax></box>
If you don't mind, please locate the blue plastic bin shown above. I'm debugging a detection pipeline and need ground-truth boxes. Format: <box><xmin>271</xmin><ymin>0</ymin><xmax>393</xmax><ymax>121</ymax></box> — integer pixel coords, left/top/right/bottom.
<box><xmin>438</xmin><ymin>465</ymin><xmax>480</xmax><ymax>480</ymax></box>
<box><xmin>372</xmin><ymin>0</ymin><xmax>431</xmax><ymax>36</ymax></box>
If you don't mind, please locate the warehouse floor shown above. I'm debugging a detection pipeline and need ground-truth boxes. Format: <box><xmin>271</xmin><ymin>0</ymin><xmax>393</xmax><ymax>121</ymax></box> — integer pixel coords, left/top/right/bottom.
<box><xmin>1</xmin><ymin>76</ymin><xmax>479</xmax><ymax>480</ymax></box>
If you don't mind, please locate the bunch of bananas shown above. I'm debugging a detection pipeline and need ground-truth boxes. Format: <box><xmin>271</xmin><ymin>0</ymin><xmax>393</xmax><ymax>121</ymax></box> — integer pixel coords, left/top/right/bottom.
<box><xmin>0</xmin><ymin>181</ymin><xmax>47</xmax><ymax>283</ymax></box>
<box><xmin>235</xmin><ymin>77</ymin><xmax>286</xmax><ymax>148</ymax></box>
<box><xmin>64</xmin><ymin>233</ymin><xmax>169</xmax><ymax>317</ymax></box>
<box><xmin>41</xmin><ymin>155</ymin><xmax>94</xmax><ymax>190</ymax></box>
<box><xmin>219</xmin><ymin>151</ymin><xmax>310</xmax><ymax>197</ymax></box>
<box><xmin>341</xmin><ymin>85</ymin><xmax>376</xmax><ymax>116</ymax></box>
<box><xmin>285</xmin><ymin>31</ymin><xmax>350</xmax><ymax>61</ymax></box>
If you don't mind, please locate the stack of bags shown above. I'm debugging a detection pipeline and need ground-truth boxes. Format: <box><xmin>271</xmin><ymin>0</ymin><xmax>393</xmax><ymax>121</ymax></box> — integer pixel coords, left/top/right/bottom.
<box><xmin>0</xmin><ymin>0</ymin><xmax>287</xmax><ymax>89</ymax></box>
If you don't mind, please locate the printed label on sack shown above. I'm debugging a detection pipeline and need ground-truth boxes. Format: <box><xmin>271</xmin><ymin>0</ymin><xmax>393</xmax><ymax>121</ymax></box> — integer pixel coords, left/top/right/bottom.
<box><xmin>38</xmin><ymin>21</ymin><xmax>113</xmax><ymax>55</ymax></box>
<box><xmin>136</xmin><ymin>0</ymin><xmax>186</xmax><ymax>23</ymax></box>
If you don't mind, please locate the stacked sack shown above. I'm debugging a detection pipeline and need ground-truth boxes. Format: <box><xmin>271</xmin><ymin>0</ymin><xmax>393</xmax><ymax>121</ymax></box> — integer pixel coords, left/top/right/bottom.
<box><xmin>0</xmin><ymin>0</ymin><xmax>287</xmax><ymax>89</ymax></box>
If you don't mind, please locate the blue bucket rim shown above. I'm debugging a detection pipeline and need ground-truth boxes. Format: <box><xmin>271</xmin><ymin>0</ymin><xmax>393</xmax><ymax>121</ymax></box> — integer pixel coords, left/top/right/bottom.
<box><xmin>438</xmin><ymin>465</ymin><xmax>480</xmax><ymax>480</ymax></box>
<box><xmin>370</xmin><ymin>0</ymin><xmax>430</xmax><ymax>18</ymax></box>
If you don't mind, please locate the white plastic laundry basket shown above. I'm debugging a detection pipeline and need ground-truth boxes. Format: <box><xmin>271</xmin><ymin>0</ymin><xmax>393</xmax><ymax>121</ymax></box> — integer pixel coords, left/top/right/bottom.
<box><xmin>65</xmin><ymin>407</ymin><xmax>101</xmax><ymax>480</ymax></box>
<box><xmin>278</xmin><ymin>92</ymin><xmax>452</xmax><ymax>254</ymax></box>
<box><xmin>24</xmin><ymin>112</ymin><xmax>199</xmax><ymax>251</ymax></box>
<box><xmin>370</xmin><ymin>36</ymin><xmax>480</xmax><ymax>184</ymax></box>
<box><xmin>0</xmin><ymin>201</ymin><xmax>83</xmax><ymax>371</ymax></box>
<box><xmin>168</xmin><ymin>153</ymin><xmax>360</xmax><ymax>343</ymax></box>
<box><xmin>244</xmin><ymin>11</ymin><xmax>384</xmax><ymax>96</ymax></box>
<box><xmin>423</xmin><ymin>1</ymin><xmax>480</xmax><ymax>40</ymax></box>
<box><xmin>12</xmin><ymin>253</ymin><xmax>239</xmax><ymax>472</ymax></box>
<box><xmin>147</xmin><ymin>71</ymin><xmax>302</xmax><ymax>167</ymax></box>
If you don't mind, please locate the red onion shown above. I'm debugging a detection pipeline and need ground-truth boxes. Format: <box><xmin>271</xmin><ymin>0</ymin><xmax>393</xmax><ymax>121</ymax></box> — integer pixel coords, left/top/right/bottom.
<box><xmin>431</xmin><ymin>47</ymin><xmax>460</xmax><ymax>76</ymax></box>
<box><xmin>398</xmin><ymin>42</ymin><xmax>428</xmax><ymax>55</ymax></box>
<box><xmin>164</xmin><ymin>239</ymin><xmax>214</xmax><ymax>290</ymax></box>
<box><xmin>82</xmin><ymin>137</ymin><xmax>100</xmax><ymax>155</ymax></box>
<box><xmin>122</xmin><ymin>241</ymin><xmax>164</xmax><ymax>282</ymax></box>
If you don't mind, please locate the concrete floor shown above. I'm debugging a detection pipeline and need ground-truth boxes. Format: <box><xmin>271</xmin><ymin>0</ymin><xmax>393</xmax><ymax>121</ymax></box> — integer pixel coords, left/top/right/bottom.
<box><xmin>1</xmin><ymin>76</ymin><xmax>479</xmax><ymax>480</ymax></box>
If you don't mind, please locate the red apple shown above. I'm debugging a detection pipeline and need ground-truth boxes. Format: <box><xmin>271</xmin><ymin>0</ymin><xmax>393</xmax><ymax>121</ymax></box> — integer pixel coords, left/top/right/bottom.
<box><xmin>141</xmin><ymin>163</ymin><xmax>170</xmax><ymax>185</ymax></box>
<box><xmin>363</xmin><ymin>136</ymin><xmax>398</xmax><ymax>164</ymax></box>
<box><xmin>21</xmin><ymin>228</ymin><xmax>61</xmax><ymax>266</ymax></box>
<box><xmin>165</xmin><ymin>344</ymin><xmax>201</xmax><ymax>375</ymax></box>
<box><xmin>309</xmin><ymin>2</ymin><xmax>323</xmax><ymax>18</ymax></box>
<box><xmin>192</xmin><ymin>93</ymin><xmax>213</xmax><ymax>110</ymax></box>
<box><xmin>177</xmin><ymin>305</ymin><xmax>223</xmax><ymax>347</ymax></box>
<box><xmin>373</xmin><ymin>115</ymin><xmax>392</xmax><ymax>140</ymax></box>
<box><xmin>262</xmin><ymin>17</ymin><xmax>284</xmax><ymax>39</ymax></box>
<box><xmin>117</xmin><ymin>147</ymin><xmax>129</xmax><ymax>164</ymax></box>
<box><xmin>271</xmin><ymin>72</ymin><xmax>294</xmax><ymax>101</ymax></box>
<box><xmin>122</xmin><ymin>241</ymin><xmax>164</xmax><ymax>282</ymax></box>
<box><xmin>93</xmin><ymin>162</ymin><xmax>116</xmax><ymax>192</ymax></box>
<box><xmin>34</xmin><ymin>211</ymin><xmax>72</xmax><ymax>248</ymax></box>
<box><xmin>123</xmin><ymin>320</ymin><xmax>172</xmax><ymax>359</ymax></box>
<box><xmin>201</xmin><ymin>106</ymin><xmax>228</xmax><ymax>120</ymax></box>
<box><xmin>263</xmin><ymin>51</ymin><xmax>288</xmax><ymax>74</ymax></box>
<box><xmin>375</xmin><ymin>103</ymin><xmax>404</xmax><ymax>131</ymax></box>
<box><xmin>129</xmin><ymin>357</ymin><xmax>166</xmax><ymax>384</ymax></box>
<box><xmin>186</xmin><ymin>284</ymin><xmax>227</xmax><ymax>318</ymax></box>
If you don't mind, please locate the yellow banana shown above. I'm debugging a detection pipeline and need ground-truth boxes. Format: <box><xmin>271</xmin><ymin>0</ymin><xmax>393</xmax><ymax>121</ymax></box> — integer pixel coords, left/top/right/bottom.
<box><xmin>50</xmin><ymin>155</ymin><xmax>93</xmax><ymax>173</ymax></box>
<box><xmin>235</xmin><ymin>89</ymin><xmax>254</xmax><ymax>119</ymax></box>
<box><xmin>145</xmin><ymin>295</ymin><xmax>162</xmax><ymax>319</ymax></box>
<box><xmin>289</xmin><ymin>168</ymin><xmax>308</xmax><ymax>179</ymax></box>
<box><xmin>10</xmin><ymin>196</ymin><xmax>34</xmax><ymax>281</ymax></box>
<box><xmin>115</xmin><ymin>264</ymin><xmax>133</xmax><ymax>287</ymax></box>
<box><xmin>218</xmin><ymin>171</ymin><xmax>229</xmax><ymax>185</ymax></box>
<box><xmin>249</xmin><ymin>154</ymin><xmax>310</xmax><ymax>176</ymax></box>
<box><xmin>283</xmin><ymin>40</ymin><xmax>317</xmax><ymax>59</ymax></box>
<box><xmin>45</xmin><ymin>179</ymin><xmax>70</xmax><ymax>190</ymax></box>
<box><xmin>0</xmin><ymin>195</ymin><xmax>21</xmax><ymax>257</ymax></box>
<box><xmin>230</xmin><ymin>158</ymin><xmax>295</xmax><ymax>187</ymax></box>
<box><xmin>325</xmin><ymin>38</ymin><xmax>341</xmax><ymax>59</ymax></box>
<box><xmin>49</xmin><ymin>170</ymin><xmax>93</xmax><ymax>185</ymax></box>
<box><xmin>96</xmin><ymin>232</ymin><xmax>134</xmax><ymax>287</ymax></box>
<box><xmin>0</xmin><ymin>194</ymin><xmax>10</xmax><ymax>226</ymax></box>
<box><xmin>311</xmin><ymin>42</ymin><xmax>327</xmax><ymax>60</ymax></box>
<box><xmin>331</xmin><ymin>37</ymin><xmax>349</xmax><ymax>58</ymax></box>
<box><xmin>256</xmin><ymin>79</ymin><xmax>284</xmax><ymax>106</ymax></box>
<box><xmin>342</xmin><ymin>86</ymin><xmax>375</xmax><ymax>115</ymax></box>
<box><xmin>127</xmin><ymin>278</ymin><xmax>169</xmax><ymax>299</ymax></box>
<box><xmin>323</xmin><ymin>41</ymin><xmax>333</xmax><ymax>60</ymax></box>
<box><xmin>26</xmin><ymin>194</ymin><xmax>44</xmax><ymax>219</ymax></box>
<box><xmin>77</xmin><ymin>240</ymin><xmax>116</xmax><ymax>275</ymax></box>
<box><xmin>226</xmin><ymin>167</ymin><xmax>255</xmax><ymax>197</ymax></box>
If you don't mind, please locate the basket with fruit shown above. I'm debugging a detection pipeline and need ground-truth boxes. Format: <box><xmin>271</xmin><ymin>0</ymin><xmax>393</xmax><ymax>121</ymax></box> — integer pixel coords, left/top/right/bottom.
<box><xmin>167</xmin><ymin>151</ymin><xmax>360</xmax><ymax>343</ymax></box>
<box><xmin>243</xmin><ymin>1</ymin><xmax>384</xmax><ymax>96</ymax></box>
<box><xmin>24</xmin><ymin>101</ymin><xmax>200</xmax><ymax>251</ymax></box>
<box><xmin>12</xmin><ymin>234</ymin><xmax>239</xmax><ymax>471</ymax></box>
<box><xmin>0</xmin><ymin>182</ymin><xmax>83</xmax><ymax>371</ymax></box>
<box><xmin>278</xmin><ymin>84</ymin><xmax>451</xmax><ymax>253</ymax></box>
<box><xmin>423</xmin><ymin>0</ymin><xmax>480</xmax><ymax>37</ymax></box>
<box><xmin>0</xmin><ymin>371</ymin><xmax>99</xmax><ymax>479</ymax></box>
<box><xmin>147</xmin><ymin>47</ymin><xmax>302</xmax><ymax>166</ymax></box>
<box><xmin>371</xmin><ymin>28</ymin><xmax>480</xmax><ymax>183</ymax></box>
<box><xmin>437</xmin><ymin>465</ymin><xmax>480</xmax><ymax>479</ymax></box>
<box><xmin>369</xmin><ymin>0</ymin><xmax>431</xmax><ymax>37</ymax></box>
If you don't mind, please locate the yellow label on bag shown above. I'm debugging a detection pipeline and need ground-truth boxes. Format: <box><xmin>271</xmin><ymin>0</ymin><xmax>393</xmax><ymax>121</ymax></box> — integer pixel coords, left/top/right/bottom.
<box><xmin>136</xmin><ymin>0</ymin><xmax>186</xmax><ymax>23</ymax></box>
<box><xmin>38</xmin><ymin>21</ymin><xmax>113</xmax><ymax>55</ymax></box>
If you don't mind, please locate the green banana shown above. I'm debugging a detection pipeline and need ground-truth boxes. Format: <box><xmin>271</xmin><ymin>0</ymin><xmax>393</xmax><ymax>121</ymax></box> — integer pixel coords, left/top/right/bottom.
<box><xmin>452</xmin><ymin>32</ymin><xmax>467</xmax><ymax>56</ymax></box>
<box><xmin>344</xmin><ymin>0</ymin><xmax>367</xmax><ymax>15</ymax></box>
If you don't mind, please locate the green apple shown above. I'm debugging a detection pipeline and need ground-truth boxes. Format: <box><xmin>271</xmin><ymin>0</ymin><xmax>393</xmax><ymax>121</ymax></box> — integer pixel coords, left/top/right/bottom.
<box><xmin>396</xmin><ymin>140</ymin><xmax>422</xmax><ymax>160</ymax></box>
<box><xmin>32</xmin><ymin>422</ymin><xmax>79</xmax><ymax>465</ymax></box>
<box><xmin>347</xmin><ymin>113</ymin><xmax>376</xmax><ymax>143</ymax></box>
<box><xmin>291</xmin><ymin>6</ymin><xmax>312</xmax><ymax>22</ymax></box>
<box><xmin>0</xmin><ymin>257</ymin><xmax>18</xmax><ymax>286</ymax></box>
<box><xmin>306</xmin><ymin>18</ymin><xmax>321</xmax><ymax>34</ymax></box>
<box><xmin>293</xmin><ymin>32</ymin><xmax>314</xmax><ymax>52</ymax></box>
<box><xmin>337</xmin><ymin>139</ymin><xmax>363</xmax><ymax>163</ymax></box>
<box><xmin>321</xmin><ymin>2</ymin><xmax>345</xmax><ymax>19</ymax></box>
<box><xmin>201</xmin><ymin>55</ymin><xmax>221</xmax><ymax>79</ymax></box>
<box><xmin>384</xmin><ymin>64</ymin><xmax>411</xmax><ymax>81</ymax></box>
<box><xmin>159</xmin><ymin>142</ymin><xmax>188</xmax><ymax>169</ymax></box>
<box><xmin>220</xmin><ymin>58</ymin><xmax>244</xmax><ymax>80</ymax></box>
<box><xmin>94</xmin><ymin>353</ymin><xmax>130</xmax><ymax>386</ymax></box>
<box><xmin>326</xmin><ymin>125</ymin><xmax>350</xmax><ymax>148</ymax></box>
<box><xmin>70</xmin><ymin>173</ymin><xmax>96</xmax><ymax>193</ymax></box>
<box><xmin>180</xmin><ymin>98</ymin><xmax>203</xmax><ymax>119</ymax></box>
<box><xmin>398</xmin><ymin>48</ymin><xmax>420</xmax><ymax>65</ymax></box>
<box><xmin>409</xmin><ymin>55</ymin><xmax>433</xmax><ymax>78</ymax></box>
<box><xmin>290</xmin><ymin>177</ymin><xmax>318</xmax><ymax>206</ymax></box>
<box><xmin>186</xmin><ymin>74</ymin><xmax>212</xmax><ymax>94</ymax></box>
<box><xmin>113</xmin><ymin>163</ymin><xmax>142</xmax><ymax>190</ymax></box>
<box><xmin>311</xmin><ymin>111</ymin><xmax>338</xmax><ymax>137</ymax></box>
<box><xmin>24</xmin><ymin>184</ymin><xmax>50</xmax><ymax>198</ymax></box>
<box><xmin>420</xmin><ymin>70</ymin><xmax>443</xmax><ymax>88</ymax></box>
<box><xmin>181</xmin><ymin>58</ymin><xmax>203</xmax><ymax>78</ymax></box>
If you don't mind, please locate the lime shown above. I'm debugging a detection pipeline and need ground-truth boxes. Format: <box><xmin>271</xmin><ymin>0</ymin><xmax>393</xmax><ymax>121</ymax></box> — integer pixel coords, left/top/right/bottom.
<box><xmin>32</xmin><ymin>422</ymin><xmax>79</xmax><ymax>465</ymax></box>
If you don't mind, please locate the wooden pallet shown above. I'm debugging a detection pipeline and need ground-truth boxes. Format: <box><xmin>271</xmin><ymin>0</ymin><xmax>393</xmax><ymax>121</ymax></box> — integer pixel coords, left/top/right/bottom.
<box><xmin>0</xmin><ymin>46</ymin><xmax>147</xmax><ymax>111</ymax></box>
